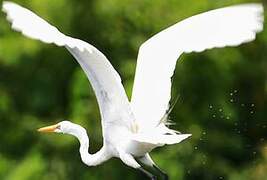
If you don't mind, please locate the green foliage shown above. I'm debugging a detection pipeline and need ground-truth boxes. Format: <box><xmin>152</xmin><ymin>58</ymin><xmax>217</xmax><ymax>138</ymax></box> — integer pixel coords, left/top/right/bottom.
<box><xmin>0</xmin><ymin>0</ymin><xmax>266</xmax><ymax>179</ymax></box>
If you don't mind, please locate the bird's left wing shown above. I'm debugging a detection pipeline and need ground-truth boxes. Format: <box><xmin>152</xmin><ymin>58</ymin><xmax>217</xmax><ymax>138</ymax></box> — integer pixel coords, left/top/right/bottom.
<box><xmin>131</xmin><ymin>4</ymin><xmax>264</xmax><ymax>130</ymax></box>
<box><xmin>2</xmin><ymin>1</ymin><xmax>135</xmax><ymax>129</ymax></box>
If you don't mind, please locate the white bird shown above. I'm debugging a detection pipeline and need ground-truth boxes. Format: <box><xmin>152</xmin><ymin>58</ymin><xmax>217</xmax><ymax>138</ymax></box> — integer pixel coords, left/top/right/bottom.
<box><xmin>2</xmin><ymin>1</ymin><xmax>264</xmax><ymax>179</ymax></box>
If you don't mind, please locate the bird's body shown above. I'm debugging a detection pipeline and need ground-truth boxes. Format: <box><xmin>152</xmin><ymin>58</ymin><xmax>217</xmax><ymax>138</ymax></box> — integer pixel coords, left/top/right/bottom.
<box><xmin>2</xmin><ymin>1</ymin><xmax>264</xmax><ymax>179</ymax></box>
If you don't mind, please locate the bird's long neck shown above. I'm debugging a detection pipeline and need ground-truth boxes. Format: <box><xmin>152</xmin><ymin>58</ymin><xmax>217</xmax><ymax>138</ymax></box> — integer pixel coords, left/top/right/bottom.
<box><xmin>69</xmin><ymin>125</ymin><xmax>109</xmax><ymax>166</ymax></box>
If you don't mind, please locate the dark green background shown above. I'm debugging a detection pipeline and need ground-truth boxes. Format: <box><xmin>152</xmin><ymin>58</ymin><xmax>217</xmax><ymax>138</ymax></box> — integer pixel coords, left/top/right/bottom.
<box><xmin>0</xmin><ymin>0</ymin><xmax>267</xmax><ymax>179</ymax></box>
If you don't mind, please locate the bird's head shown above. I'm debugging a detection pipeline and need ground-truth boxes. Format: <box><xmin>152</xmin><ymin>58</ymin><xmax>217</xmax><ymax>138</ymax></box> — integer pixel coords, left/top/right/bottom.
<box><xmin>38</xmin><ymin>120</ymin><xmax>80</xmax><ymax>134</ymax></box>
<box><xmin>38</xmin><ymin>121</ymin><xmax>89</xmax><ymax>154</ymax></box>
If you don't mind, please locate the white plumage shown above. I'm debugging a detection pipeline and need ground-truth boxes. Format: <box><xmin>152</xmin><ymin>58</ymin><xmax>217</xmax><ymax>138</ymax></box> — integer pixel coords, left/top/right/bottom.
<box><xmin>2</xmin><ymin>1</ymin><xmax>264</xmax><ymax>179</ymax></box>
<box><xmin>131</xmin><ymin>4</ymin><xmax>264</xmax><ymax>130</ymax></box>
<box><xmin>2</xmin><ymin>1</ymin><xmax>135</xmax><ymax>130</ymax></box>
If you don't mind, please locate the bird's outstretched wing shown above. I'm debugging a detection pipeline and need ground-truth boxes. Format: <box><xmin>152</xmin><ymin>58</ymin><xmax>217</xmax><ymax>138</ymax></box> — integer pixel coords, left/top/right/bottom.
<box><xmin>2</xmin><ymin>1</ymin><xmax>135</xmax><ymax>129</ymax></box>
<box><xmin>131</xmin><ymin>4</ymin><xmax>264</xmax><ymax>130</ymax></box>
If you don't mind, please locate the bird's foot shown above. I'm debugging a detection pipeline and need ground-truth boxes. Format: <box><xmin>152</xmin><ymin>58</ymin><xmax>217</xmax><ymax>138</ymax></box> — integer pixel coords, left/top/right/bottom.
<box><xmin>152</xmin><ymin>165</ymin><xmax>168</xmax><ymax>180</ymax></box>
<box><xmin>162</xmin><ymin>173</ymin><xmax>169</xmax><ymax>180</ymax></box>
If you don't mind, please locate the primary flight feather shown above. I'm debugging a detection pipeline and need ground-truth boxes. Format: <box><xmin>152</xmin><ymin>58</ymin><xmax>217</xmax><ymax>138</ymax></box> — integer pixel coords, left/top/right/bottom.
<box><xmin>2</xmin><ymin>1</ymin><xmax>264</xmax><ymax>179</ymax></box>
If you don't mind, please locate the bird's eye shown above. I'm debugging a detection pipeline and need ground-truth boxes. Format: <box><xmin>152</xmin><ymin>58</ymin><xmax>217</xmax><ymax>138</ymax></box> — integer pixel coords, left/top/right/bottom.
<box><xmin>54</xmin><ymin>125</ymin><xmax>62</xmax><ymax>132</ymax></box>
<box><xmin>164</xmin><ymin>133</ymin><xmax>172</xmax><ymax>135</ymax></box>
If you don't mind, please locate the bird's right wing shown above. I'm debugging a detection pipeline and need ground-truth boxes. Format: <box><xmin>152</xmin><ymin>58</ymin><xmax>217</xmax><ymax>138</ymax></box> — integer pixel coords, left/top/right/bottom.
<box><xmin>2</xmin><ymin>1</ymin><xmax>135</xmax><ymax>129</ymax></box>
<box><xmin>131</xmin><ymin>4</ymin><xmax>264</xmax><ymax>130</ymax></box>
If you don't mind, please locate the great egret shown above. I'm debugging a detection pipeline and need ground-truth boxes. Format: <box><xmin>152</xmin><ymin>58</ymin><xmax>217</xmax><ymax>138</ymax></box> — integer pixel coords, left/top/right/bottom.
<box><xmin>2</xmin><ymin>1</ymin><xmax>264</xmax><ymax>179</ymax></box>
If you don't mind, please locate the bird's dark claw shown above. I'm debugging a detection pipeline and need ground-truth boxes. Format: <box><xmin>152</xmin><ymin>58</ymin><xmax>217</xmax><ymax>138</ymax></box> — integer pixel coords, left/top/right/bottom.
<box><xmin>162</xmin><ymin>173</ymin><xmax>169</xmax><ymax>180</ymax></box>
<box><xmin>153</xmin><ymin>165</ymin><xmax>168</xmax><ymax>180</ymax></box>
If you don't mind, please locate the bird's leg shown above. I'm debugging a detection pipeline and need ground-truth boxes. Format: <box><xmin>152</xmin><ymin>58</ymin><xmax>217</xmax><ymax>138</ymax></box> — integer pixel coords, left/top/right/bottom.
<box><xmin>119</xmin><ymin>152</ymin><xmax>157</xmax><ymax>180</ymax></box>
<box><xmin>138</xmin><ymin>167</ymin><xmax>157</xmax><ymax>180</ymax></box>
<box><xmin>138</xmin><ymin>154</ymin><xmax>168</xmax><ymax>180</ymax></box>
<box><xmin>153</xmin><ymin>164</ymin><xmax>168</xmax><ymax>180</ymax></box>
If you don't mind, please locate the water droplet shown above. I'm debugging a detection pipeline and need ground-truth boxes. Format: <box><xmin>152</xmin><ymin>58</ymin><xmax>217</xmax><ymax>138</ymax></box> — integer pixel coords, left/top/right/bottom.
<box><xmin>226</xmin><ymin>116</ymin><xmax>230</xmax><ymax>120</ymax></box>
<box><xmin>202</xmin><ymin>161</ymin><xmax>206</xmax><ymax>165</ymax></box>
<box><xmin>219</xmin><ymin>176</ymin><xmax>224</xmax><ymax>180</ymax></box>
<box><xmin>250</xmin><ymin>111</ymin><xmax>254</xmax><ymax>114</ymax></box>
<box><xmin>220</xmin><ymin>115</ymin><xmax>224</xmax><ymax>119</ymax></box>
<box><xmin>209</xmin><ymin>105</ymin><xmax>213</xmax><ymax>109</ymax></box>
<box><xmin>251</xmin><ymin>104</ymin><xmax>255</xmax><ymax>107</ymax></box>
<box><xmin>187</xmin><ymin>170</ymin><xmax>191</xmax><ymax>174</ymax></box>
<box><xmin>234</xmin><ymin>90</ymin><xmax>238</xmax><ymax>93</ymax></box>
<box><xmin>219</xmin><ymin>109</ymin><xmax>222</xmax><ymax>112</ymax></box>
<box><xmin>194</xmin><ymin>146</ymin><xmax>198</xmax><ymax>150</ymax></box>
<box><xmin>230</xmin><ymin>93</ymin><xmax>233</xmax><ymax>96</ymax></box>
<box><xmin>212</xmin><ymin>115</ymin><xmax>216</xmax><ymax>118</ymax></box>
<box><xmin>230</xmin><ymin>99</ymin><xmax>234</xmax><ymax>103</ymax></box>
<box><xmin>253</xmin><ymin>151</ymin><xmax>257</xmax><ymax>155</ymax></box>
<box><xmin>202</xmin><ymin>132</ymin><xmax>206</xmax><ymax>135</ymax></box>
<box><xmin>241</xmin><ymin>103</ymin><xmax>245</xmax><ymax>107</ymax></box>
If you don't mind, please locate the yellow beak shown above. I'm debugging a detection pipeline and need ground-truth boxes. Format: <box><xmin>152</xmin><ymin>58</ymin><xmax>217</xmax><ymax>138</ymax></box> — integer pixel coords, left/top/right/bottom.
<box><xmin>37</xmin><ymin>124</ymin><xmax>60</xmax><ymax>133</ymax></box>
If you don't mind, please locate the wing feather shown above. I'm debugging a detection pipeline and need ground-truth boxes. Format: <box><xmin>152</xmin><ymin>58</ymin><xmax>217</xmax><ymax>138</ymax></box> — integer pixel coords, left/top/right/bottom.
<box><xmin>131</xmin><ymin>4</ymin><xmax>264</xmax><ymax>130</ymax></box>
<box><xmin>2</xmin><ymin>1</ymin><xmax>135</xmax><ymax>129</ymax></box>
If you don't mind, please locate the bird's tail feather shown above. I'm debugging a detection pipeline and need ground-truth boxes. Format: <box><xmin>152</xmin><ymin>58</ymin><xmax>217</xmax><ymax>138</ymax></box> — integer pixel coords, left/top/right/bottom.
<box><xmin>132</xmin><ymin>133</ymin><xmax>191</xmax><ymax>146</ymax></box>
